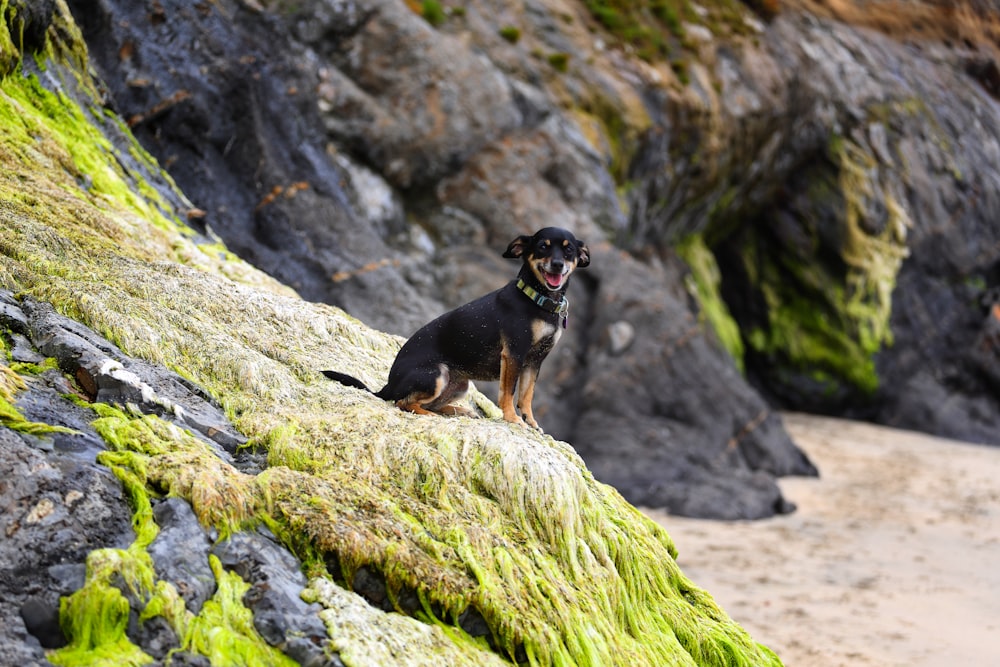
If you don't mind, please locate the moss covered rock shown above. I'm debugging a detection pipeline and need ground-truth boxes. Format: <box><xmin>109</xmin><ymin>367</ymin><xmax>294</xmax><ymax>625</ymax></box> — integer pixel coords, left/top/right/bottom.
<box><xmin>65</xmin><ymin>0</ymin><xmax>817</xmax><ymax>520</ymax></box>
<box><xmin>0</xmin><ymin>2</ymin><xmax>781</xmax><ymax>666</ymax></box>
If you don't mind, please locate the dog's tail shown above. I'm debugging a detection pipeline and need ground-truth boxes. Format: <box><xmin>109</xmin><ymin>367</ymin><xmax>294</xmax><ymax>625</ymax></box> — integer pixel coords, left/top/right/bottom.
<box><xmin>321</xmin><ymin>370</ymin><xmax>373</xmax><ymax>392</ymax></box>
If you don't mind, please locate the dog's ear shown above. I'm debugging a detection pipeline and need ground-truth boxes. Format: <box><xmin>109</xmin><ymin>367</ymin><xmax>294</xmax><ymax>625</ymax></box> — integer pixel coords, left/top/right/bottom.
<box><xmin>503</xmin><ymin>235</ymin><xmax>532</xmax><ymax>259</ymax></box>
<box><xmin>576</xmin><ymin>240</ymin><xmax>591</xmax><ymax>268</ymax></box>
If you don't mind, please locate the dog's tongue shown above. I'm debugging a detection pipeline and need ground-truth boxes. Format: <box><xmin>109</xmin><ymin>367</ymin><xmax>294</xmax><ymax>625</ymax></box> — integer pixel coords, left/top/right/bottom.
<box><xmin>544</xmin><ymin>271</ymin><xmax>563</xmax><ymax>288</ymax></box>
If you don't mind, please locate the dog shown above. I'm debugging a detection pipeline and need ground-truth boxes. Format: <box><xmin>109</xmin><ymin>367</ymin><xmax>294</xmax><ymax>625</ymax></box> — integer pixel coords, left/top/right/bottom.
<box><xmin>323</xmin><ymin>227</ymin><xmax>590</xmax><ymax>430</ymax></box>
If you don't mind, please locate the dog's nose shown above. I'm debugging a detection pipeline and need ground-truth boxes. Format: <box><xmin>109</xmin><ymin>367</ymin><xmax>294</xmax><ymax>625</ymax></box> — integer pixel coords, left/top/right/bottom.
<box><xmin>550</xmin><ymin>259</ymin><xmax>564</xmax><ymax>273</ymax></box>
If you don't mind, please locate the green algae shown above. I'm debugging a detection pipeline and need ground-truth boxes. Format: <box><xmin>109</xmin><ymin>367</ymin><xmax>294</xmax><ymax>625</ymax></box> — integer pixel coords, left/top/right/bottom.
<box><xmin>421</xmin><ymin>0</ymin><xmax>447</xmax><ymax>26</ymax></box>
<box><xmin>739</xmin><ymin>234</ymin><xmax>882</xmax><ymax>395</ymax></box>
<box><xmin>0</xmin><ymin>4</ymin><xmax>784</xmax><ymax>666</ymax></box>
<box><xmin>48</xmin><ymin>438</ymin><xmax>159</xmax><ymax>667</ymax></box>
<box><xmin>583</xmin><ymin>0</ymin><xmax>686</xmax><ymax>61</ymax></box>
<box><xmin>0</xmin><ymin>2</ymin><xmax>289</xmax><ymax>296</ymax></box>
<box><xmin>1</xmin><ymin>0</ymin><xmax>174</xmax><ymax>229</ymax></box>
<box><xmin>185</xmin><ymin>555</ymin><xmax>299</xmax><ymax>667</ymax></box>
<box><xmin>676</xmin><ymin>234</ymin><xmax>745</xmax><ymax>371</ymax></box>
<box><xmin>836</xmin><ymin>137</ymin><xmax>910</xmax><ymax>366</ymax></box>
<box><xmin>8</xmin><ymin>355</ymin><xmax>60</xmax><ymax>375</ymax></box>
<box><xmin>1</xmin><ymin>50</ymin><xmax>179</xmax><ymax>236</ymax></box>
<box><xmin>0</xmin><ymin>0</ymin><xmax>22</xmax><ymax>77</ymax></box>
<box><xmin>49</xmin><ymin>568</ymin><xmax>154</xmax><ymax>667</ymax></box>
<box><xmin>739</xmin><ymin>135</ymin><xmax>910</xmax><ymax>395</ymax></box>
<box><xmin>581</xmin><ymin>0</ymin><xmax>757</xmax><ymax>63</ymax></box>
<box><xmin>577</xmin><ymin>87</ymin><xmax>647</xmax><ymax>189</ymax></box>
<box><xmin>87</xmin><ymin>391</ymin><xmax>779</xmax><ymax>666</ymax></box>
<box><xmin>50</xmin><ymin>405</ymin><xmax>300</xmax><ymax>667</ymax></box>
<box><xmin>303</xmin><ymin>577</ymin><xmax>509</xmax><ymax>667</ymax></box>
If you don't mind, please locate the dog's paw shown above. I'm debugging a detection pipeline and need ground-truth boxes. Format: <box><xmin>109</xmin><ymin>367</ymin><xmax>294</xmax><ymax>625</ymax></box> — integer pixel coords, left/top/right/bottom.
<box><xmin>440</xmin><ymin>405</ymin><xmax>477</xmax><ymax>418</ymax></box>
<box><xmin>524</xmin><ymin>418</ymin><xmax>543</xmax><ymax>432</ymax></box>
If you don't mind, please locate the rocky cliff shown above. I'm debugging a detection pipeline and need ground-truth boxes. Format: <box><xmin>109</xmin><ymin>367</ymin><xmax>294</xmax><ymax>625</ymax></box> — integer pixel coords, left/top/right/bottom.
<box><xmin>0</xmin><ymin>1</ymin><xmax>780</xmax><ymax>665</ymax></box>
<box><xmin>4</xmin><ymin>0</ymin><xmax>1000</xmax><ymax>663</ymax></box>
<box><xmin>64</xmin><ymin>0</ymin><xmax>1000</xmax><ymax>524</ymax></box>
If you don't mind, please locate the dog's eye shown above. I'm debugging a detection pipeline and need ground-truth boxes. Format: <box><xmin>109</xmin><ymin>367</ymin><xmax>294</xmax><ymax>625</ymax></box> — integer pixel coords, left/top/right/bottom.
<box><xmin>536</xmin><ymin>241</ymin><xmax>551</xmax><ymax>254</ymax></box>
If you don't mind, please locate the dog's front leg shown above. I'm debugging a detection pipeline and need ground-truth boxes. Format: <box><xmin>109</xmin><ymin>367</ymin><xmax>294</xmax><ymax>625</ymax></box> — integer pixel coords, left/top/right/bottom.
<box><xmin>517</xmin><ymin>366</ymin><xmax>541</xmax><ymax>431</ymax></box>
<box><xmin>498</xmin><ymin>344</ymin><xmax>524</xmax><ymax>425</ymax></box>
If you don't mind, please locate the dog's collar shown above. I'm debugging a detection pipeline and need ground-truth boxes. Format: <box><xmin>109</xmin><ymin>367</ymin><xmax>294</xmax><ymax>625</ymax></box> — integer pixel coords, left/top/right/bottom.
<box><xmin>516</xmin><ymin>278</ymin><xmax>569</xmax><ymax>315</ymax></box>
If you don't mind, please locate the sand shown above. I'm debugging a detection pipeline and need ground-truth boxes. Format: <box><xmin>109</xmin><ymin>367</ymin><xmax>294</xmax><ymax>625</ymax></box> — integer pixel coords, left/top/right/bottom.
<box><xmin>644</xmin><ymin>413</ymin><xmax>1000</xmax><ymax>667</ymax></box>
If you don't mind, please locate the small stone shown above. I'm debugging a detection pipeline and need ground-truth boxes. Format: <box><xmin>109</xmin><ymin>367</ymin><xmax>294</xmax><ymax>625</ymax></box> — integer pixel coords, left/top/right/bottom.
<box><xmin>607</xmin><ymin>321</ymin><xmax>635</xmax><ymax>355</ymax></box>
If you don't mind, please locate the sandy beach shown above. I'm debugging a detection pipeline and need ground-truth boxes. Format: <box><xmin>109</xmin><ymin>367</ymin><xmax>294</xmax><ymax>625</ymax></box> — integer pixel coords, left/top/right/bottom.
<box><xmin>645</xmin><ymin>413</ymin><xmax>1000</xmax><ymax>667</ymax></box>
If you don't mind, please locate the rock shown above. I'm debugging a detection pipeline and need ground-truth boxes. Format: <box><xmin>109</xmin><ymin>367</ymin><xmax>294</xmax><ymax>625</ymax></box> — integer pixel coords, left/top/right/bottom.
<box><xmin>0</xmin><ymin>290</ymin><xmax>31</xmax><ymax>334</ymax></box>
<box><xmin>568</xmin><ymin>252</ymin><xmax>815</xmax><ymax>519</ymax></box>
<box><xmin>703</xmin><ymin>14</ymin><xmax>1000</xmax><ymax>444</ymax></box>
<box><xmin>972</xmin><ymin>302</ymin><xmax>1000</xmax><ymax>393</ymax></box>
<box><xmin>4</xmin><ymin>0</ymin><xmax>56</xmax><ymax>55</ymax></box>
<box><xmin>148</xmin><ymin>498</ymin><xmax>217</xmax><ymax>614</ymax></box>
<box><xmin>606</xmin><ymin>320</ymin><xmax>635</xmax><ymax>355</ymax></box>
<box><xmin>304</xmin><ymin>0</ymin><xmax>524</xmax><ymax>189</ymax></box>
<box><xmin>66</xmin><ymin>0</ymin><xmax>440</xmax><ymax>338</ymax></box>
<box><xmin>8</xmin><ymin>333</ymin><xmax>45</xmax><ymax>364</ymax></box>
<box><xmin>0</xmin><ymin>426</ymin><xmax>134</xmax><ymax>665</ymax></box>
<box><xmin>211</xmin><ymin>531</ymin><xmax>334</xmax><ymax>666</ymax></box>
<box><xmin>0</xmin><ymin>290</ymin><xmax>337</xmax><ymax>664</ymax></box>
<box><xmin>19</xmin><ymin>596</ymin><xmax>63</xmax><ymax>649</ymax></box>
<box><xmin>0</xmin><ymin>6</ymin><xmax>792</xmax><ymax>660</ymax></box>
<box><xmin>22</xmin><ymin>297</ymin><xmax>248</xmax><ymax>457</ymax></box>
<box><xmin>128</xmin><ymin>613</ymin><xmax>180</xmax><ymax>661</ymax></box>
<box><xmin>164</xmin><ymin>653</ymin><xmax>212</xmax><ymax>667</ymax></box>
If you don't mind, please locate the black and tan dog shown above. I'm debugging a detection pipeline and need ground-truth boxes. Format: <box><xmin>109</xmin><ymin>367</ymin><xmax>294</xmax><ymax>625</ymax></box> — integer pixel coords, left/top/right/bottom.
<box><xmin>323</xmin><ymin>227</ymin><xmax>590</xmax><ymax>430</ymax></box>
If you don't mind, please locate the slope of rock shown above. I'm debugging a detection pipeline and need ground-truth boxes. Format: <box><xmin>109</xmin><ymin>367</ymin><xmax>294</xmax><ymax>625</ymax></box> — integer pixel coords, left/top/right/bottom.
<box><xmin>0</xmin><ymin>3</ymin><xmax>780</xmax><ymax>665</ymax></box>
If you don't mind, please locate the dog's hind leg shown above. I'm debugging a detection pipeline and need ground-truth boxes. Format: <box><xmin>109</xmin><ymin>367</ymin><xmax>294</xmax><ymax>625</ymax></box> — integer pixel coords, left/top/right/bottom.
<box><xmin>392</xmin><ymin>365</ymin><xmax>473</xmax><ymax>417</ymax></box>
<box><xmin>396</xmin><ymin>400</ymin><xmax>438</xmax><ymax>416</ymax></box>
<box><xmin>384</xmin><ymin>363</ymin><xmax>446</xmax><ymax>416</ymax></box>
<box><xmin>426</xmin><ymin>379</ymin><xmax>476</xmax><ymax>417</ymax></box>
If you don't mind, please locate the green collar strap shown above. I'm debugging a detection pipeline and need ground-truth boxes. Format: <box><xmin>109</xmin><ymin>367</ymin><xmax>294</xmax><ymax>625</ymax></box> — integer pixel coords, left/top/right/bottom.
<box><xmin>516</xmin><ymin>278</ymin><xmax>569</xmax><ymax>315</ymax></box>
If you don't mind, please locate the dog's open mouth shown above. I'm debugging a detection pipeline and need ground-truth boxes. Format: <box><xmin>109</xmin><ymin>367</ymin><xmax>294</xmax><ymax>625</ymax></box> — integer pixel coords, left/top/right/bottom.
<box><xmin>542</xmin><ymin>270</ymin><xmax>565</xmax><ymax>289</ymax></box>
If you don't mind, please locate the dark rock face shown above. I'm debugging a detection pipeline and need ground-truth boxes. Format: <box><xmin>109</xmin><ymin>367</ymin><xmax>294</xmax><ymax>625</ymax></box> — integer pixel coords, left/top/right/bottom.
<box><xmin>5</xmin><ymin>0</ymin><xmax>56</xmax><ymax>55</ymax></box>
<box><xmin>1</xmin><ymin>294</ymin><xmax>138</xmax><ymax>665</ymax></box>
<box><xmin>67</xmin><ymin>0</ymin><xmax>438</xmax><ymax>337</ymax></box>
<box><xmin>65</xmin><ymin>0</ymin><xmax>820</xmax><ymax>519</ymax></box>
<box><xmin>0</xmin><ymin>428</ymin><xmax>132</xmax><ymax>665</ymax></box>
<box><xmin>570</xmin><ymin>252</ymin><xmax>813</xmax><ymax>518</ymax></box>
<box><xmin>20</xmin><ymin>297</ymin><xmax>248</xmax><ymax>460</ymax></box>
<box><xmin>703</xmin><ymin>16</ymin><xmax>1000</xmax><ymax>444</ymax></box>
<box><xmin>148</xmin><ymin>498</ymin><xmax>217</xmax><ymax>615</ymax></box>
<box><xmin>0</xmin><ymin>371</ymin><xmax>135</xmax><ymax>664</ymax></box>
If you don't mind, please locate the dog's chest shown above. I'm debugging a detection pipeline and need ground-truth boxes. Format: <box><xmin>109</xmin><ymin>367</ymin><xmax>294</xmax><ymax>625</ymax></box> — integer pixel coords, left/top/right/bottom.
<box><xmin>531</xmin><ymin>318</ymin><xmax>562</xmax><ymax>351</ymax></box>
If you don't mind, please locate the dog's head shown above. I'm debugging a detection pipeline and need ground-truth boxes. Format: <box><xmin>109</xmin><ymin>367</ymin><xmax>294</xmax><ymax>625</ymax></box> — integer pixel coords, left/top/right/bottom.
<box><xmin>503</xmin><ymin>227</ymin><xmax>590</xmax><ymax>291</ymax></box>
